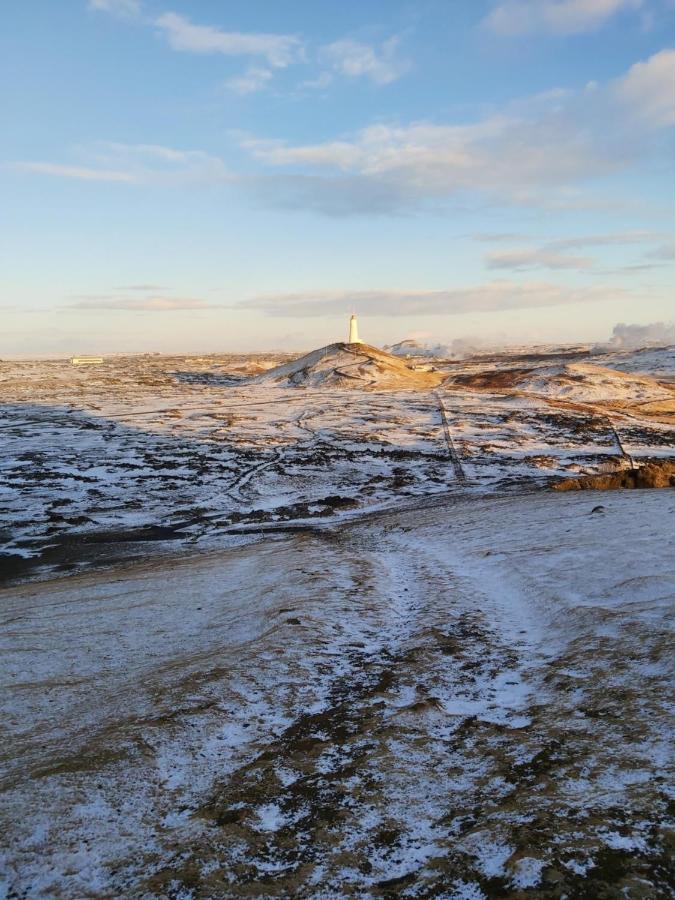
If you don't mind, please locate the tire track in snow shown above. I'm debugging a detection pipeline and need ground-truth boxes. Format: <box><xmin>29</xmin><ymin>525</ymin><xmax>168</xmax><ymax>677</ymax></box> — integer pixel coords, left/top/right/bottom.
<box><xmin>435</xmin><ymin>392</ymin><xmax>468</xmax><ymax>484</ymax></box>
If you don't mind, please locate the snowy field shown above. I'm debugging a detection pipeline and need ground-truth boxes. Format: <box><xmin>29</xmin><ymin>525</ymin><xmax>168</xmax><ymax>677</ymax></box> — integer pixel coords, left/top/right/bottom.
<box><xmin>0</xmin><ymin>344</ymin><xmax>673</xmax><ymax>897</ymax></box>
<box><xmin>0</xmin><ymin>345</ymin><xmax>672</xmax><ymax>583</ymax></box>
<box><xmin>1</xmin><ymin>491</ymin><xmax>673</xmax><ymax>897</ymax></box>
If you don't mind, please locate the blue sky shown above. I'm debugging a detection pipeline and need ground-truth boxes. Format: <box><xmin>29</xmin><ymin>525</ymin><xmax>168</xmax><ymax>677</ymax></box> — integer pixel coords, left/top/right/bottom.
<box><xmin>2</xmin><ymin>0</ymin><xmax>674</xmax><ymax>354</ymax></box>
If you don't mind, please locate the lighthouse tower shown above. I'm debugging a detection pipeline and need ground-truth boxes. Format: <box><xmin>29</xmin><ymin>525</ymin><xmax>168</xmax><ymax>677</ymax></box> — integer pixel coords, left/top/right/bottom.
<box><xmin>348</xmin><ymin>314</ymin><xmax>362</xmax><ymax>345</ymax></box>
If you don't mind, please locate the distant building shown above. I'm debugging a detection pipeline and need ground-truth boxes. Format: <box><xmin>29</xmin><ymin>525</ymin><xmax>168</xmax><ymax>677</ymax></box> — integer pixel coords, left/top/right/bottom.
<box><xmin>348</xmin><ymin>314</ymin><xmax>363</xmax><ymax>345</ymax></box>
<box><xmin>70</xmin><ymin>356</ymin><xmax>104</xmax><ymax>366</ymax></box>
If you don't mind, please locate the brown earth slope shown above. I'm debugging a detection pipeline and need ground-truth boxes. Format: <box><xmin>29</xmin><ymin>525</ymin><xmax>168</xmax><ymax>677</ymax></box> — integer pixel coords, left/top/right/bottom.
<box><xmin>252</xmin><ymin>342</ymin><xmax>445</xmax><ymax>389</ymax></box>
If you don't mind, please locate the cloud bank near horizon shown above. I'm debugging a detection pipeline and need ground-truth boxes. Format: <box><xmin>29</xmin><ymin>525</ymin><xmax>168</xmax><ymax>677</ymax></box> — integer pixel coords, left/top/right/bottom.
<box><xmin>66</xmin><ymin>296</ymin><xmax>212</xmax><ymax>311</ymax></box>
<box><xmin>238</xmin><ymin>281</ymin><xmax>629</xmax><ymax>318</ymax></box>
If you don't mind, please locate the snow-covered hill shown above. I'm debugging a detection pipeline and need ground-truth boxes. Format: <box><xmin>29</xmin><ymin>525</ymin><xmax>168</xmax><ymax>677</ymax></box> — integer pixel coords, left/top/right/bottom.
<box><xmin>385</xmin><ymin>339</ymin><xmax>451</xmax><ymax>358</ymax></box>
<box><xmin>593</xmin><ymin>344</ymin><xmax>675</xmax><ymax>377</ymax></box>
<box><xmin>252</xmin><ymin>342</ymin><xmax>443</xmax><ymax>389</ymax></box>
<box><xmin>449</xmin><ymin>361</ymin><xmax>674</xmax><ymax>405</ymax></box>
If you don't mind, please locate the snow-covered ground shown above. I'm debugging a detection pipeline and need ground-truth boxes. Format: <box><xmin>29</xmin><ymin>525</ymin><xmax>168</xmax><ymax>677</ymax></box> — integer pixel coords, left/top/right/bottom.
<box><xmin>459</xmin><ymin>361</ymin><xmax>673</xmax><ymax>404</ymax></box>
<box><xmin>0</xmin><ymin>347</ymin><xmax>672</xmax><ymax>581</ymax></box>
<box><xmin>0</xmin><ymin>345</ymin><xmax>672</xmax><ymax>896</ymax></box>
<box><xmin>1</xmin><ymin>490</ymin><xmax>673</xmax><ymax>897</ymax></box>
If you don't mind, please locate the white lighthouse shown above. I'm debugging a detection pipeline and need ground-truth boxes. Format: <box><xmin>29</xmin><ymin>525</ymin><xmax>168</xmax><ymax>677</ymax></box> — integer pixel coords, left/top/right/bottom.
<box><xmin>348</xmin><ymin>314</ymin><xmax>362</xmax><ymax>345</ymax></box>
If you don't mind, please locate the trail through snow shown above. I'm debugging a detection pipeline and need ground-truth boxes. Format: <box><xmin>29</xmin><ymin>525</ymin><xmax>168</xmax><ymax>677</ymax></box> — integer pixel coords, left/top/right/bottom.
<box><xmin>0</xmin><ymin>490</ymin><xmax>673</xmax><ymax>897</ymax></box>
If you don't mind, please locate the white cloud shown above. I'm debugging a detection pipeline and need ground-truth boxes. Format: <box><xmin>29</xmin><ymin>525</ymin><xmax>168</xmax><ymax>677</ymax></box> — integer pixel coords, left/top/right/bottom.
<box><xmin>244</xmin><ymin>172</ymin><xmax>423</xmax><ymax>216</ymax></box>
<box><xmin>16</xmin><ymin>50</ymin><xmax>674</xmax><ymax>218</ymax></box>
<box><xmin>114</xmin><ymin>284</ymin><xmax>165</xmax><ymax>291</ymax></box>
<box><xmin>12</xmin><ymin>162</ymin><xmax>137</xmax><ymax>182</ymax></box>
<box><xmin>321</xmin><ymin>37</ymin><xmax>410</xmax><ymax>85</ymax></box>
<box><xmin>225</xmin><ymin>66</ymin><xmax>274</xmax><ymax>95</ymax></box>
<box><xmin>241</xmin><ymin>114</ymin><xmax>615</xmax><ymax>211</ymax></box>
<box><xmin>299</xmin><ymin>72</ymin><xmax>334</xmax><ymax>91</ymax></box>
<box><xmin>67</xmin><ymin>297</ymin><xmax>211</xmax><ymax>311</ymax></box>
<box><xmin>475</xmin><ymin>230</ymin><xmax>661</xmax><ymax>247</ymax></box>
<box><xmin>648</xmin><ymin>241</ymin><xmax>675</xmax><ymax>259</ymax></box>
<box><xmin>88</xmin><ymin>0</ymin><xmax>141</xmax><ymax>17</ymax></box>
<box><xmin>484</xmin><ymin>0</ymin><xmax>643</xmax><ymax>36</ymax></box>
<box><xmin>13</xmin><ymin>143</ymin><xmax>231</xmax><ymax>186</ymax></box>
<box><xmin>239</xmin><ymin>48</ymin><xmax>675</xmax><ymax>215</ymax></box>
<box><xmin>486</xmin><ymin>249</ymin><xmax>594</xmax><ymax>270</ymax></box>
<box><xmin>615</xmin><ymin>48</ymin><xmax>675</xmax><ymax>126</ymax></box>
<box><xmin>484</xmin><ymin>231</ymin><xmax>665</xmax><ymax>270</ymax></box>
<box><xmin>473</xmin><ymin>231</ymin><xmax>533</xmax><ymax>243</ymax></box>
<box><xmin>155</xmin><ymin>12</ymin><xmax>302</xmax><ymax>68</ymax></box>
<box><xmin>238</xmin><ymin>282</ymin><xmax>626</xmax><ymax>317</ymax></box>
<box><xmin>549</xmin><ymin>230</ymin><xmax>664</xmax><ymax>249</ymax></box>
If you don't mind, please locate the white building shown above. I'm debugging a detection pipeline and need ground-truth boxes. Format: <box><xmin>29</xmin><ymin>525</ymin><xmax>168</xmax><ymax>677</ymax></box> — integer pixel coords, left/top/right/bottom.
<box><xmin>70</xmin><ymin>356</ymin><xmax>104</xmax><ymax>366</ymax></box>
<box><xmin>348</xmin><ymin>314</ymin><xmax>363</xmax><ymax>345</ymax></box>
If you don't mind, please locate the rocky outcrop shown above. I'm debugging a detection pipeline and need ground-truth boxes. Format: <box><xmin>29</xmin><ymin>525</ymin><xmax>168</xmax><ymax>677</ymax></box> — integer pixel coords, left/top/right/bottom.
<box><xmin>553</xmin><ymin>459</ymin><xmax>675</xmax><ymax>491</ymax></box>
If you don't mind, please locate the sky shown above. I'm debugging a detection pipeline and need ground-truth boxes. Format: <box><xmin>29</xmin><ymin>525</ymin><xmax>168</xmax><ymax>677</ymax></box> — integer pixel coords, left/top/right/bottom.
<box><xmin>1</xmin><ymin>0</ymin><xmax>674</xmax><ymax>355</ymax></box>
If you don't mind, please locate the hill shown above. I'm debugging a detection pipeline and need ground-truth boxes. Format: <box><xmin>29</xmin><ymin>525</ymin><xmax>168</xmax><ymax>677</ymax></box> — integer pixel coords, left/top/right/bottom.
<box><xmin>251</xmin><ymin>342</ymin><xmax>444</xmax><ymax>389</ymax></box>
<box><xmin>386</xmin><ymin>339</ymin><xmax>451</xmax><ymax>358</ymax></box>
<box><xmin>447</xmin><ymin>361</ymin><xmax>674</xmax><ymax>405</ymax></box>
